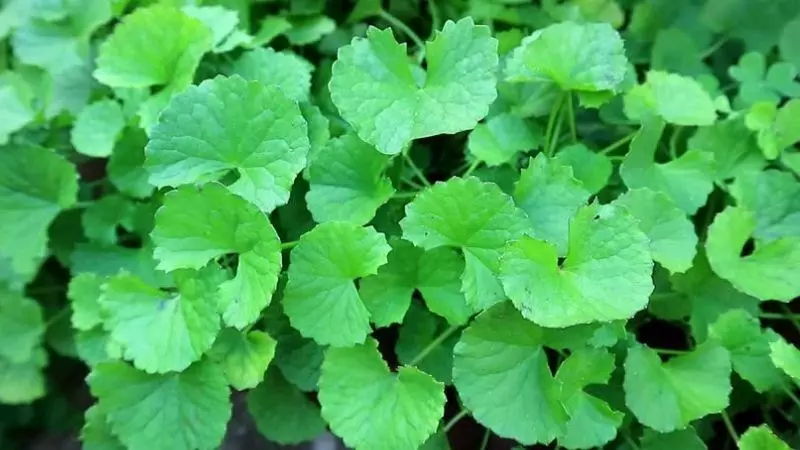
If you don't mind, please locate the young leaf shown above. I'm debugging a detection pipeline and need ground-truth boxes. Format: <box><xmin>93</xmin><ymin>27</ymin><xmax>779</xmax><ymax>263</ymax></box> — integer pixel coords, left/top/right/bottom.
<box><xmin>330</xmin><ymin>18</ymin><xmax>498</xmax><ymax>155</ymax></box>
<box><xmin>453</xmin><ymin>302</ymin><xmax>566</xmax><ymax>445</ymax></box>
<box><xmin>706</xmin><ymin>207</ymin><xmax>800</xmax><ymax>302</ymax></box>
<box><xmin>360</xmin><ymin>239</ymin><xmax>473</xmax><ymax>327</ymax></box>
<box><xmin>247</xmin><ymin>368</ymin><xmax>326</xmax><ymax>444</ymax></box>
<box><xmin>71</xmin><ymin>100</ymin><xmax>125</xmax><ymax>158</ymax></box>
<box><xmin>319</xmin><ymin>339</ymin><xmax>445</xmax><ymax>450</ymax></box>
<box><xmin>738</xmin><ymin>425</ymin><xmax>791</xmax><ymax>450</ymax></box>
<box><xmin>208</xmin><ymin>328</ymin><xmax>276</xmax><ymax>390</ymax></box>
<box><xmin>501</xmin><ymin>204</ymin><xmax>653</xmax><ymax>328</ymax></box>
<box><xmin>708</xmin><ymin>309</ymin><xmax>783</xmax><ymax>392</ymax></box>
<box><xmin>505</xmin><ymin>21</ymin><xmax>627</xmax><ymax>105</ymax></box>
<box><xmin>769</xmin><ymin>339</ymin><xmax>800</xmax><ymax>381</ymax></box>
<box><xmin>0</xmin><ymin>288</ymin><xmax>44</xmax><ymax>364</ymax></box>
<box><xmin>151</xmin><ymin>183</ymin><xmax>282</xmax><ymax>328</ymax></box>
<box><xmin>620</xmin><ymin>117</ymin><xmax>714</xmax><ymax>214</ymax></box>
<box><xmin>0</xmin><ymin>145</ymin><xmax>78</xmax><ymax>276</ymax></box>
<box><xmin>555</xmin><ymin>349</ymin><xmax>624</xmax><ymax>449</ymax></box>
<box><xmin>729</xmin><ymin>170</ymin><xmax>800</xmax><ymax>241</ymax></box>
<box><xmin>94</xmin><ymin>5</ymin><xmax>212</xmax><ymax>88</ymax></box>
<box><xmin>513</xmin><ymin>154</ymin><xmax>591</xmax><ymax>255</ymax></box>
<box><xmin>401</xmin><ymin>177</ymin><xmax>531</xmax><ymax>310</ymax></box>
<box><xmin>306</xmin><ymin>133</ymin><xmax>395</xmax><ymax>225</ymax></box>
<box><xmin>553</xmin><ymin>144</ymin><xmax>613</xmax><ymax>194</ymax></box>
<box><xmin>227</xmin><ymin>48</ymin><xmax>313</xmax><ymax>102</ymax></box>
<box><xmin>624</xmin><ymin>71</ymin><xmax>716</xmax><ymax>126</ymax></box>
<box><xmin>283</xmin><ymin>222</ymin><xmax>390</xmax><ymax>347</ymax></box>
<box><xmin>624</xmin><ymin>342</ymin><xmax>732</xmax><ymax>432</ymax></box>
<box><xmin>98</xmin><ymin>272</ymin><xmax>220</xmax><ymax>374</ymax></box>
<box><xmin>614</xmin><ymin>188</ymin><xmax>697</xmax><ymax>273</ymax></box>
<box><xmin>145</xmin><ymin>75</ymin><xmax>310</xmax><ymax>213</ymax></box>
<box><xmin>67</xmin><ymin>273</ymin><xmax>105</xmax><ymax>331</ymax></box>
<box><xmin>467</xmin><ymin>113</ymin><xmax>542</xmax><ymax>166</ymax></box>
<box><xmin>88</xmin><ymin>359</ymin><xmax>231</xmax><ymax>450</ymax></box>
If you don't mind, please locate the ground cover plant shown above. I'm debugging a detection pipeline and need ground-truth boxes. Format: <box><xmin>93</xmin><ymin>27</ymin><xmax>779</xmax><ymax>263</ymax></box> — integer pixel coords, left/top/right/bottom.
<box><xmin>2</xmin><ymin>0</ymin><xmax>800</xmax><ymax>449</ymax></box>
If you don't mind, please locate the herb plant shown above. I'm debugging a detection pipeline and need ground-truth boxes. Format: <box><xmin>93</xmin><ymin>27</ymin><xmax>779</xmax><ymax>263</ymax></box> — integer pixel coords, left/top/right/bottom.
<box><xmin>2</xmin><ymin>1</ymin><xmax>800</xmax><ymax>450</ymax></box>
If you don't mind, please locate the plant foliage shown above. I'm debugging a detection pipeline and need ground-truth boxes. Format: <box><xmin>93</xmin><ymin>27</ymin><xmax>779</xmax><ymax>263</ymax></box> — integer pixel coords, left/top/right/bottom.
<box><xmin>1</xmin><ymin>0</ymin><xmax>800</xmax><ymax>449</ymax></box>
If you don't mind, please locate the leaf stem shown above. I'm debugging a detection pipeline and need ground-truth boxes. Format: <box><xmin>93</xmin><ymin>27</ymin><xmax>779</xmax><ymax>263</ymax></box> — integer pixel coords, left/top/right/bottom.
<box><xmin>720</xmin><ymin>410</ymin><xmax>739</xmax><ymax>442</ymax></box>
<box><xmin>781</xmin><ymin>305</ymin><xmax>800</xmax><ymax>334</ymax></box>
<box><xmin>544</xmin><ymin>92</ymin><xmax>566</xmax><ymax>157</ymax></box>
<box><xmin>403</xmin><ymin>153</ymin><xmax>432</xmax><ymax>187</ymax></box>
<box><xmin>478</xmin><ymin>429</ymin><xmax>491</xmax><ymax>450</ymax></box>
<box><xmin>392</xmin><ymin>191</ymin><xmax>419</xmax><ymax>200</ymax></box>
<box><xmin>409</xmin><ymin>324</ymin><xmax>460</xmax><ymax>367</ymax></box>
<box><xmin>650</xmin><ymin>347</ymin><xmax>688</xmax><ymax>355</ymax></box>
<box><xmin>280</xmin><ymin>241</ymin><xmax>298</xmax><ymax>250</ymax></box>
<box><xmin>759</xmin><ymin>312</ymin><xmax>800</xmax><ymax>321</ymax></box>
<box><xmin>462</xmin><ymin>159</ymin><xmax>481</xmax><ymax>178</ymax></box>
<box><xmin>427</xmin><ymin>0</ymin><xmax>441</xmax><ymax>36</ymax></box>
<box><xmin>621</xmin><ymin>431</ymin><xmax>640</xmax><ymax>450</ymax></box>
<box><xmin>566</xmin><ymin>91</ymin><xmax>577</xmax><ymax>143</ymax></box>
<box><xmin>46</xmin><ymin>307</ymin><xmax>70</xmax><ymax>328</ymax></box>
<box><xmin>442</xmin><ymin>409</ymin><xmax>469</xmax><ymax>432</ymax></box>
<box><xmin>72</xmin><ymin>200</ymin><xmax>94</xmax><ymax>209</ymax></box>
<box><xmin>546</xmin><ymin>92</ymin><xmax>567</xmax><ymax>156</ymax></box>
<box><xmin>701</xmin><ymin>36</ymin><xmax>729</xmax><ymax>59</ymax></box>
<box><xmin>669</xmin><ymin>126</ymin><xmax>683</xmax><ymax>160</ymax></box>
<box><xmin>599</xmin><ymin>132</ymin><xmax>636</xmax><ymax>155</ymax></box>
<box><xmin>780</xmin><ymin>383</ymin><xmax>800</xmax><ymax>410</ymax></box>
<box><xmin>378</xmin><ymin>10</ymin><xmax>425</xmax><ymax>56</ymax></box>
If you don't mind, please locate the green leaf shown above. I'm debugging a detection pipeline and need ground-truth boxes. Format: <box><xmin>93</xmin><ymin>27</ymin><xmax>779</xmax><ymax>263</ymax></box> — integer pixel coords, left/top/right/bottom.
<box><xmin>227</xmin><ymin>48</ymin><xmax>313</xmax><ymax>102</ymax></box>
<box><xmin>501</xmin><ymin>204</ymin><xmax>653</xmax><ymax>328</ymax></box>
<box><xmin>151</xmin><ymin>183</ymin><xmax>282</xmax><ymax>328</ymax></box>
<box><xmin>620</xmin><ymin>117</ymin><xmax>714</xmax><ymax>214</ymax></box>
<box><xmin>738</xmin><ymin>425</ymin><xmax>792</xmax><ymax>450</ymax></box>
<box><xmin>108</xmin><ymin>128</ymin><xmax>154</xmax><ymax>199</ymax></box>
<box><xmin>513</xmin><ymin>154</ymin><xmax>591</xmax><ymax>255</ymax></box>
<box><xmin>319</xmin><ymin>338</ymin><xmax>445</xmax><ymax>450</ymax></box>
<box><xmin>247</xmin><ymin>368</ymin><xmax>326</xmax><ymax>444</ymax></box>
<box><xmin>395</xmin><ymin>302</ymin><xmax>459</xmax><ymax>384</ymax></box>
<box><xmin>263</xmin><ymin>302</ymin><xmax>324</xmax><ymax>392</ymax></box>
<box><xmin>330</xmin><ymin>18</ymin><xmax>498</xmax><ymax>155</ymax></box>
<box><xmin>624</xmin><ymin>71</ymin><xmax>716</xmax><ymax>126</ymax></box>
<box><xmin>467</xmin><ymin>113</ymin><xmax>542</xmax><ymax>166</ymax></box>
<box><xmin>81</xmin><ymin>406</ymin><xmax>125</xmax><ymax>450</ymax></box>
<box><xmin>623</xmin><ymin>342</ymin><xmax>732</xmax><ymax>432</ymax></box>
<box><xmin>0</xmin><ymin>145</ymin><xmax>78</xmax><ymax>276</ymax></box>
<box><xmin>94</xmin><ymin>5</ymin><xmax>212</xmax><ymax>88</ymax></box>
<box><xmin>0</xmin><ymin>288</ymin><xmax>44</xmax><ymax>363</ymax></box>
<box><xmin>708</xmin><ymin>309</ymin><xmax>783</xmax><ymax>392</ymax></box>
<box><xmin>779</xmin><ymin>18</ymin><xmax>800</xmax><ymax>70</ymax></box>
<box><xmin>553</xmin><ymin>144</ymin><xmax>613</xmax><ymax>194</ymax></box>
<box><xmin>401</xmin><ymin>177</ymin><xmax>531</xmax><ymax>310</ymax></box>
<box><xmin>67</xmin><ymin>273</ymin><xmax>105</xmax><ymax>331</ymax></box>
<box><xmin>145</xmin><ymin>75</ymin><xmax>310</xmax><ymax>213</ymax></box>
<box><xmin>746</xmin><ymin>100</ymin><xmax>800</xmax><ymax>159</ymax></box>
<box><xmin>208</xmin><ymin>328</ymin><xmax>276</xmax><ymax>390</ymax></box>
<box><xmin>0</xmin><ymin>72</ymin><xmax>36</xmax><ymax>143</ymax></box>
<box><xmin>614</xmin><ymin>188</ymin><xmax>697</xmax><ymax>273</ymax></box>
<box><xmin>71</xmin><ymin>100</ymin><xmax>125</xmax><ymax>158</ymax></box>
<box><xmin>453</xmin><ymin>302</ymin><xmax>566</xmax><ymax>444</ymax></box>
<box><xmin>306</xmin><ymin>133</ymin><xmax>395</xmax><ymax>225</ymax></box>
<box><xmin>671</xmin><ymin>251</ymin><xmax>760</xmax><ymax>342</ymax></box>
<box><xmin>640</xmin><ymin>428</ymin><xmax>707</xmax><ymax>450</ymax></box>
<box><xmin>360</xmin><ymin>239</ymin><xmax>473</xmax><ymax>327</ymax></box>
<box><xmin>505</xmin><ymin>21</ymin><xmax>627</xmax><ymax>104</ymax></box>
<box><xmin>0</xmin><ymin>348</ymin><xmax>47</xmax><ymax>404</ymax></box>
<box><xmin>285</xmin><ymin>15</ymin><xmax>335</xmax><ymax>45</ymax></box>
<box><xmin>769</xmin><ymin>339</ymin><xmax>800</xmax><ymax>382</ymax></box>
<box><xmin>88</xmin><ymin>359</ymin><xmax>231</xmax><ymax>450</ymax></box>
<box><xmin>283</xmin><ymin>222</ymin><xmax>390</xmax><ymax>347</ymax></box>
<box><xmin>182</xmin><ymin>5</ymin><xmax>249</xmax><ymax>53</ymax></box>
<box><xmin>687</xmin><ymin>118</ymin><xmax>766</xmax><ymax>182</ymax></box>
<box><xmin>729</xmin><ymin>53</ymin><xmax>800</xmax><ymax>106</ymax></box>
<box><xmin>555</xmin><ymin>348</ymin><xmax>624</xmax><ymax>449</ymax></box>
<box><xmin>729</xmin><ymin>170</ymin><xmax>800</xmax><ymax>241</ymax></box>
<box><xmin>98</xmin><ymin>272</ymin><xmax>220</xmax><ymax>373</ymax></box>
<box><xmin>82</xmin><ymin>195</ymin><xmax>136</xmax><ymax>246</ymax></box>
<box><xmin>706</xmin><ymin>207</ymin><xmax>800</xmax><ymax>302</ymax></box>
